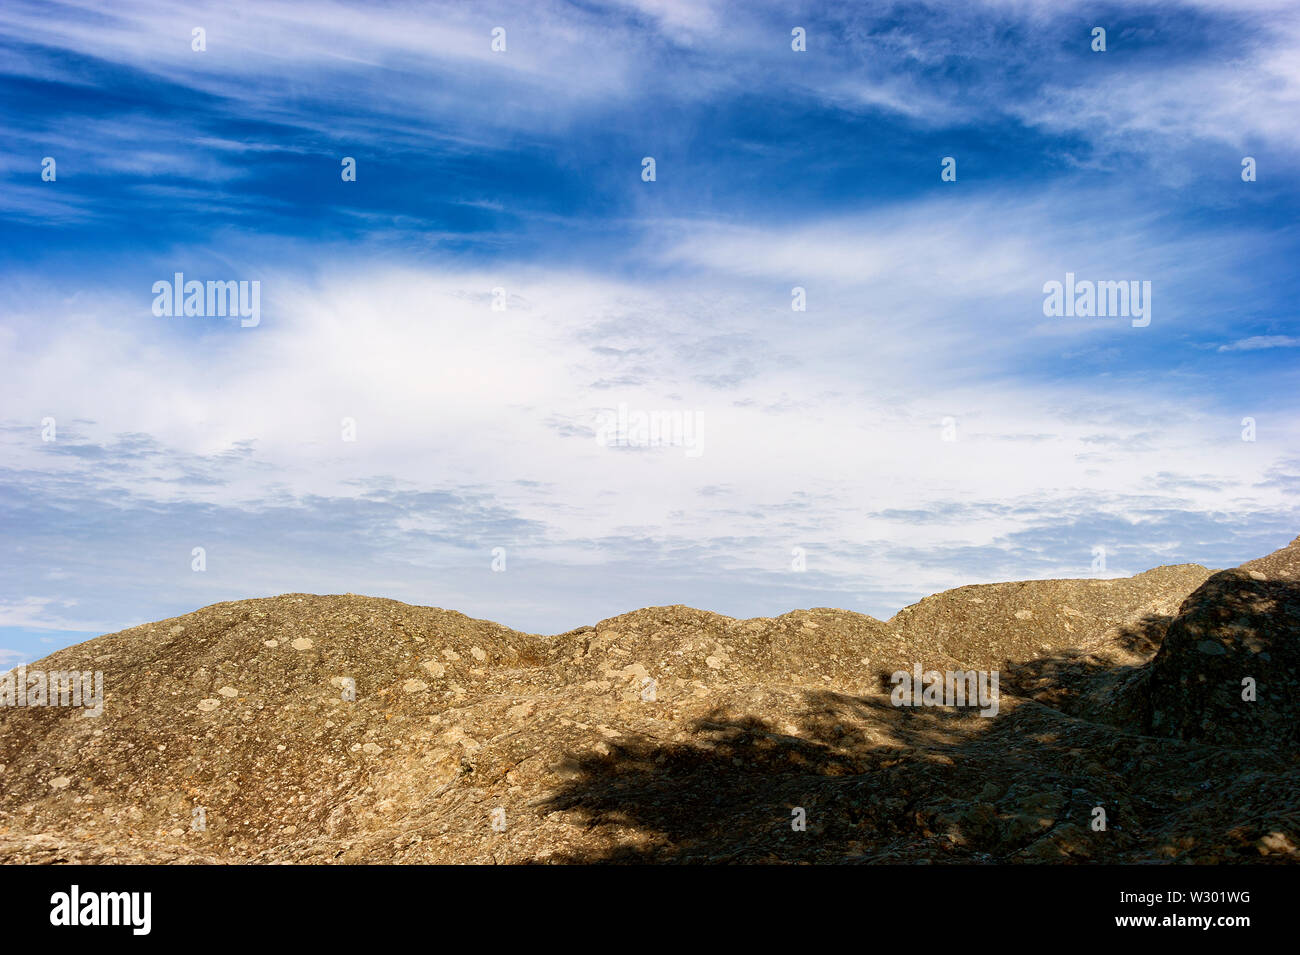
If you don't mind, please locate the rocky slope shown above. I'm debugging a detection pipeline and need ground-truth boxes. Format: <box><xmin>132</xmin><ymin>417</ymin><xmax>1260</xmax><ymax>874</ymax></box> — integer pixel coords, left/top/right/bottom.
<box><xmin>1</xmin><ymin>537</ymin><xmax>1297</xmax><ymax>864</ymax></box>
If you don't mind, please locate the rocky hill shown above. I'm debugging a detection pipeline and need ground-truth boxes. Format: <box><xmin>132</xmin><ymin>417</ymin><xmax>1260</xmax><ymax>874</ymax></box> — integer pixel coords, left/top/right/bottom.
<box><xmin>1</xmin><ymin>537</ymin><xmax>1297</xmax><ymax>864</ymax></box>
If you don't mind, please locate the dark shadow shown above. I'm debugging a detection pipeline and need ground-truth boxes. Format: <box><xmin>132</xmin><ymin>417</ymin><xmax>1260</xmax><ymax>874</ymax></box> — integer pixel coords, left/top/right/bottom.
<box><xmin>998</xmin><ymin>612</ymin><xmax>1170</xmax><ymax>722</ymax></box>
<box><xmin>533</xmin><ymin>589</ymin><xmax>1299</xmax><ymax>863</ymax></box>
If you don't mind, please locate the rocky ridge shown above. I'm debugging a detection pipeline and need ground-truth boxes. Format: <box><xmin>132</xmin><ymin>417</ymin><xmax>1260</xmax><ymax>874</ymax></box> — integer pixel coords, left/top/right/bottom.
<box><xmin>1</xmin><ymin>536</ymin><xmax>1297</xmax><ymax>864</ymax></box>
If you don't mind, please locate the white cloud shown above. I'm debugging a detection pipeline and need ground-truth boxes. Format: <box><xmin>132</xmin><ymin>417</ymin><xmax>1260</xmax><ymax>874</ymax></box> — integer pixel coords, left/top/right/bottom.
<box><xmin>2</xmin><ymin>222</ymin><xmax>1296</xmax><ymax>629</ymax></box>
<box><xmin>2</xmin><ymin>0</ymin><xmax>1297</xmax><ymax>633</ymax></box>
<box><xmin>0</xmin><ymin>597</ymin><xmax>109</xmax><ymax>632</ymax></box>
<box><xmin>6</xmin><ymin>0</ymin><xmax>1296</xmax><ymax>179</ymax></box>
<box><xmin>1218</xmin><ymin>335</ymin><xmax>1300</xmax><ymax>352</ymax></box>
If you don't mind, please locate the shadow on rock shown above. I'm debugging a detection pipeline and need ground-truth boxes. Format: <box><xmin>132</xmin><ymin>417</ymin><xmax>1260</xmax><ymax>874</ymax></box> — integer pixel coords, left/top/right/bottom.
<box><xmin>535</xmin><ymin>577</ymin><xmax>1300</xmax><ymax>863</ymax></box>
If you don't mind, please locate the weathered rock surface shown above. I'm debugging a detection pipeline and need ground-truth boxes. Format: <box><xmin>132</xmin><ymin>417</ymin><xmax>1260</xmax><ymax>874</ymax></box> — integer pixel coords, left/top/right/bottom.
<box><xmin>1</xmin><ymin>538</ymin><xmax>1297</xmax><ymax>864</ymax></box>
<box><xmin>1239</xmin><ymin>533</ymin><xmax>1300</xmax><ymax>582</ymax></box>
<box><xmin>1136</xmin><ymin>570</ymin><xmax>1300</xmax><ymax>749</ymax></box>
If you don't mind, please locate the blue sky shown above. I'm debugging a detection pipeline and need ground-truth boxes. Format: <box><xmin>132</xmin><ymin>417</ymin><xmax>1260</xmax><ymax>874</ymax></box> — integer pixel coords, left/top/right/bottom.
<box><xmin>2</xmin><ymin>0</ymin><xmax>1298</xmax><ymax>662</ymax></box>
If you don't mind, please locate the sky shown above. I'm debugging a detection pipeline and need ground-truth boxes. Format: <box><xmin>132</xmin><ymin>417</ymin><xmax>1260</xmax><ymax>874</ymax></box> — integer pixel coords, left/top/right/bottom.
<box><xmin>1</xmin><ymin>0</ymin><xmax>1298</xmax><ymax>662</ymax></box>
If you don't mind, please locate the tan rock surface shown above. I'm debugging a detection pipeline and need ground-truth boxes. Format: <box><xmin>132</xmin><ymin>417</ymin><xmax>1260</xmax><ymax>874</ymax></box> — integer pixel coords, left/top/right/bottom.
<box><xmin>1</xmin><ymin>540</ymin><xmax>1296</xmax><ymax>864</ymax></box>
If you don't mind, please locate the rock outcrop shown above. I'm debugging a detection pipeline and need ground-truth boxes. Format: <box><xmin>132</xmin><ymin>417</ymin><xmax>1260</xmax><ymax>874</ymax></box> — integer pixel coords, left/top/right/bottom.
<box><xmin>1135</xmin><ymin>569</ymin><xmax>1300</xmax><ymax>749</ymax></box>
<box><xmin>1</xmin><ymin>538</ymin><xmax>1297</xmax><ymax>864</ymax></box>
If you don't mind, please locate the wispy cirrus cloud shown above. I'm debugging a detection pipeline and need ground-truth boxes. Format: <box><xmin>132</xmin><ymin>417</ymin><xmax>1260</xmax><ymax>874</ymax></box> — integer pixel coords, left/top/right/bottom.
<box><xmin>0</xmin><ymin>597</ymin><xmax>109</xmax><ymax>632</ymax></box>
<box><xmin>1218</xmin><ymin>335</ymin><xmax>1300</xmax><ymax>352</ymax></box>
<box><xmin>0</xmin><ymin>0</ymin><xmax>1297</xmax><ymax>657</ymax></box>
<box><xmin>2</xmin><ymin>254</ymin><xmax>1296</xmax><ymax>639</ymax></box>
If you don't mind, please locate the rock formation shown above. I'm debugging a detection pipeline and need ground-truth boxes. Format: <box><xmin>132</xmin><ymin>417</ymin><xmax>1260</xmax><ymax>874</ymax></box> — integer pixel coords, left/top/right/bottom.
<box><xmin>1</xmin><ymin>537</ymin><xmax>1297</xmax><ymax>863</ymax></box>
